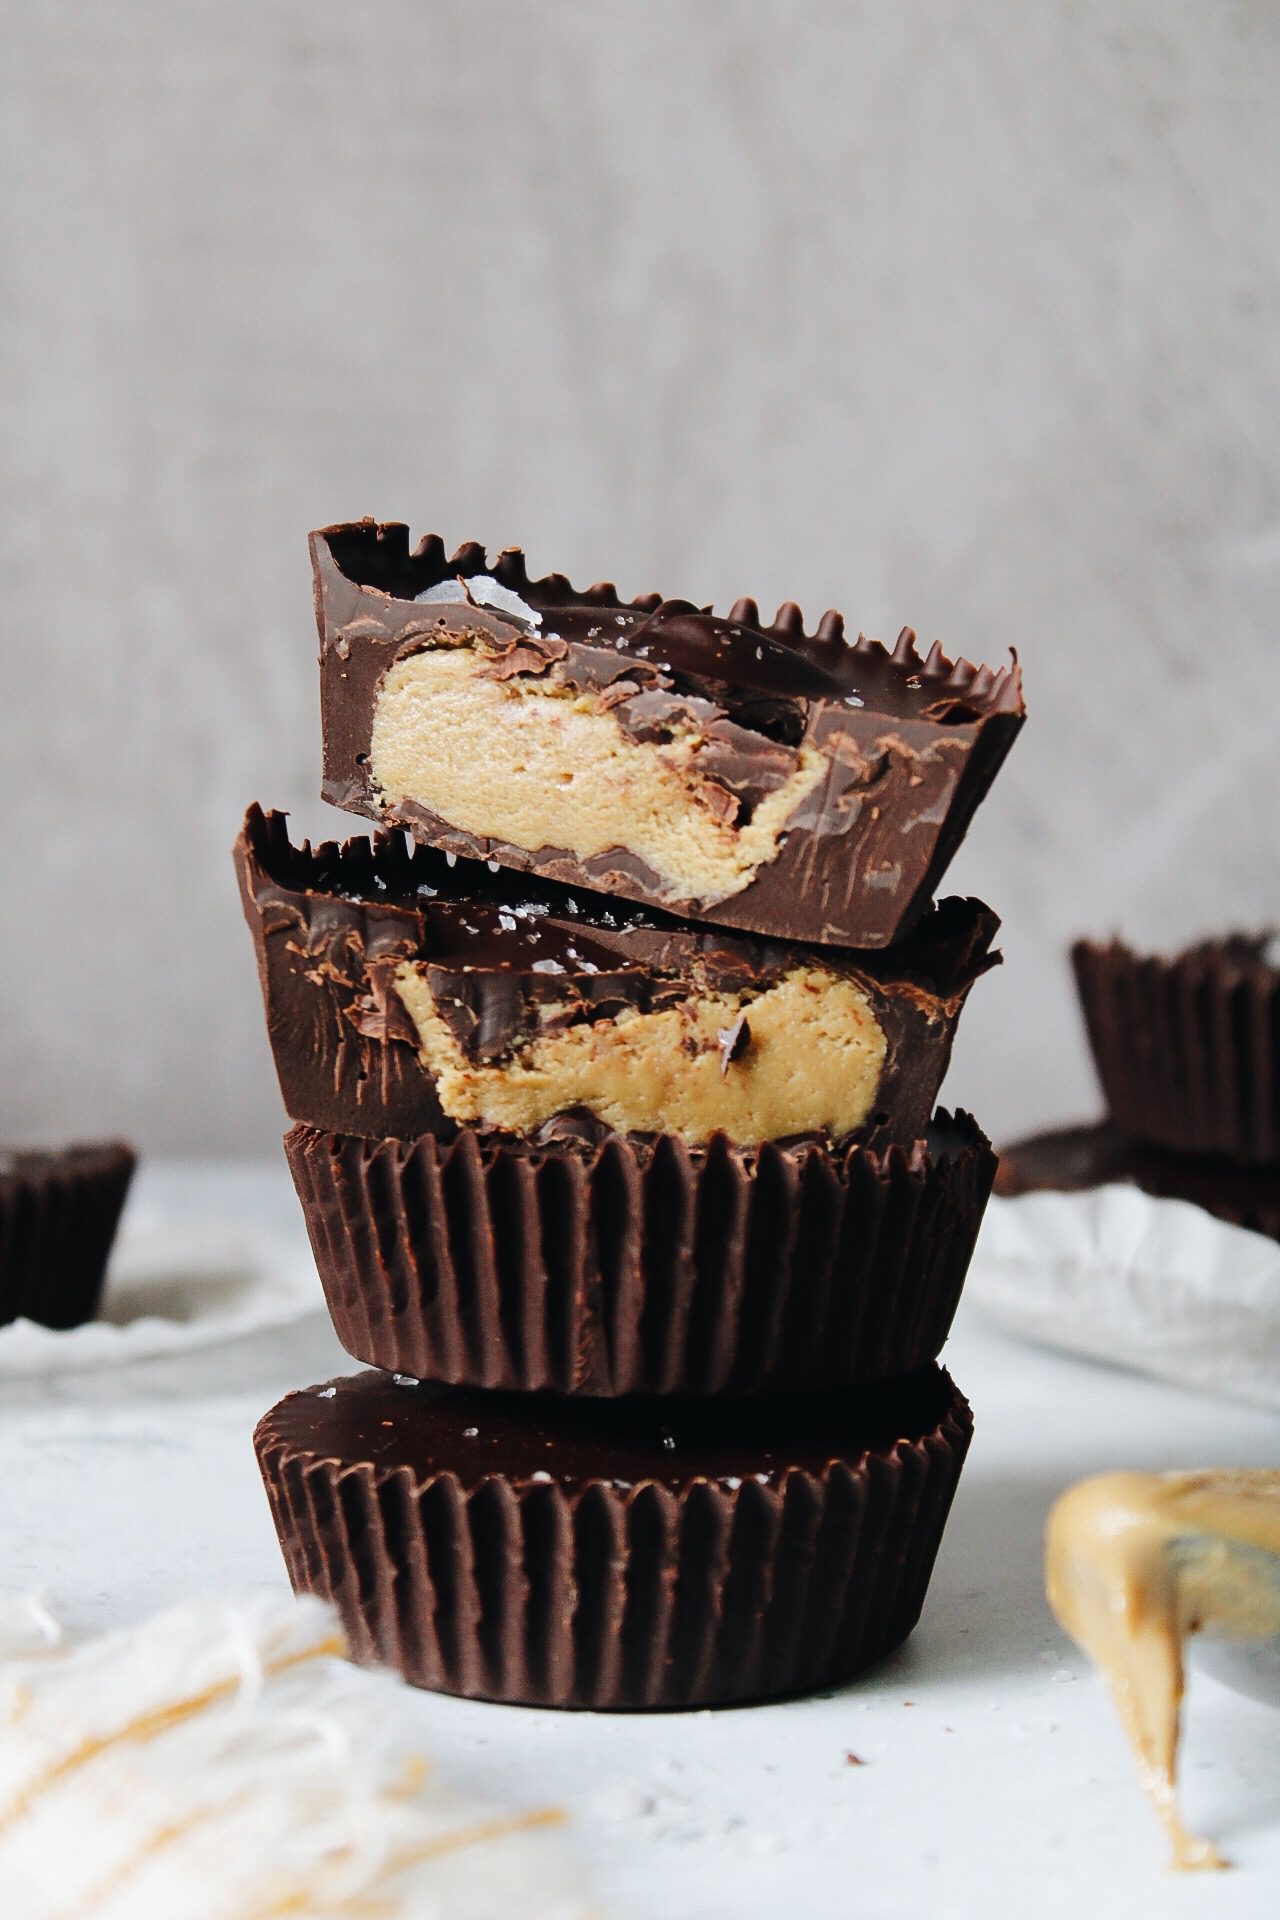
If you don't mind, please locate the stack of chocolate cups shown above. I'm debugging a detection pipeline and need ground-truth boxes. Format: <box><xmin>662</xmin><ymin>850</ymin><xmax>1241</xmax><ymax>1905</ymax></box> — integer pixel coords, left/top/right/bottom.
<box><xmin>241</xmin><ymin>523</ymin><xmax>1025</xmax><ymax>1710</ymax></box>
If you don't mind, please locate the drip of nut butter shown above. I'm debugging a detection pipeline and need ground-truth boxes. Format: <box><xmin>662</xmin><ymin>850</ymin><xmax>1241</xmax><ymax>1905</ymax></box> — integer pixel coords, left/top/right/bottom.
<box><xmin>1046</xmin><ymin>1470</ymin><xmax>1280</xmax><ymax>1870</ymax></box>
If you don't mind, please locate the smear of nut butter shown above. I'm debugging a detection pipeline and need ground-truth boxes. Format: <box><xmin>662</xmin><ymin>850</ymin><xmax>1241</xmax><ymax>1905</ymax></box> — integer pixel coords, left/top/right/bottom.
<box><xmin>1046</xmin><ymin>1470</ymin><xmax>1280</xmax><ymax>1870</ymax></box>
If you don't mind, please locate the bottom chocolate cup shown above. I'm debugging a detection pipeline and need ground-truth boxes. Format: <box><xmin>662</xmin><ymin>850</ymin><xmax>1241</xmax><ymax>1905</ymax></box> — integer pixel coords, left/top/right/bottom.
<box><xmin>0</xmin><ymin>1142</ymin><xmax>136</xmax><ymax>1330</ymax></box>
<box><xmin>254</xmin><ymin>1366</ymin><xmax>972</xmax><ymax>1711</ymax></box>
<box><xmin>996</xmin><ymin>1122</ymin><xmax>1280</xmax><ymax>1245</ymax></box>
<box><xmin>284</xmin><ymin>1111</ymin><xmax>994</xmax><ymax>1395</ymax></box>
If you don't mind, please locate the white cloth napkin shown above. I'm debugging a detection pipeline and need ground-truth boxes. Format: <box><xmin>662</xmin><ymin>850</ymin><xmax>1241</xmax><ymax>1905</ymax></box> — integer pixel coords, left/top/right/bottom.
<box><xmin>0</xmin><ymin>1208</ymin><xmax>323</xmax><ymax>1378</ymax></box>
<box><xmin>0</xmin><ymin>1591</ymin><xmax>591</xmax><ymax>1919</ymax></box>
<box><xmin>968</xmin><ymin>1187</ymin><xmax>1280</xmax><ymax>1411</ymax></box>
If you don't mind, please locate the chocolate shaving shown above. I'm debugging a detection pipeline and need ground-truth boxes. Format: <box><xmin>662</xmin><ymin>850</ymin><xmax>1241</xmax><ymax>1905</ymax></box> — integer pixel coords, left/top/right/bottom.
<box><xmin>700</xmin><ymin>780</ymin><xmax>741</xmax><ymax>828</ymax></box>
<box><xmin>594</xmin><ymin>675</ymin><xmax>658</xmax><ymax>711</ymax></box>
<box><xmin>477</xmin><ymin>630</ymin><xmax>568</xmax><ymax>680</ymax></box>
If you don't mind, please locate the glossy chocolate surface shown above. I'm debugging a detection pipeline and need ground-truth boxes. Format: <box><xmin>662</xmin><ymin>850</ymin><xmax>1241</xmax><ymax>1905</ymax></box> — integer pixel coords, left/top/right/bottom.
<box><xmin>261</xmin><ymin>1364</ymin><xmax>962</xmax><ymax>1491</ymax></box>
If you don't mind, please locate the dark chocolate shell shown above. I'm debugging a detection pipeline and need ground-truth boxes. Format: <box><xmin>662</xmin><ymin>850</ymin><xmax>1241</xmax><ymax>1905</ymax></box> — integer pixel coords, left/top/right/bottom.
<box><xmin>0</xmin><ymin>1143</ymin><xmax>136</xmax><ymax>1330</ymax></box>
<box><xmin>1074</xmin><ymin>936</ymin><xmax>1280</xmax><ymax>1166</ymax></box>
<box><xmin>311</xmin><ymin>523</ymin><xmax>1024</xmax><ymax>952</ymax></box>
<box><xmin>236</xmin><ymin>802</ymin><xmax>1000</xmax><ymax>1146</ymax></box>
<box><xmin>254</xmin><ymin>1366</ymin><xmax>973</xmax><ymax>1710</ymax></box>
<box><xmin>285</xmin><ymin>1111</ymin><xmax>994</xmax><ymax>1395</ymax></box>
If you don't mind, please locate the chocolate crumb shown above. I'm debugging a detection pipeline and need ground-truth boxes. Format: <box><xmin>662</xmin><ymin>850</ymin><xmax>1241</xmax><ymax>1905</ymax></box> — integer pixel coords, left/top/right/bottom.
<box><xmin>843</xmin><ymin>1751</ymin><xmax>866</xmax><ymax>1767</ymax></box>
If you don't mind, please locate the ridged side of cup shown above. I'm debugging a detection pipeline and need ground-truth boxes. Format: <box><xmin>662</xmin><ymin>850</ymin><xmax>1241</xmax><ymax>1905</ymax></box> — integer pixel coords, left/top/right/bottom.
<box><xmin>1074</xmin><ymin>938</ymin><xmax>1279</xmax><ymax>1165</ymax></box>
<box><xmin>0</xmin><ymin>1143</ymin><xmax>136</xmax><ymax>1330</ymax></box>
<box><xmin>255</xmin><ymin>1375</ymin><xmax>972</xmax><ymax>1710</ymax></box>
<box><xmin>285</xmin><ymin>1113</ymin><xmax>993</xmax><ymax>1394</ymax></box>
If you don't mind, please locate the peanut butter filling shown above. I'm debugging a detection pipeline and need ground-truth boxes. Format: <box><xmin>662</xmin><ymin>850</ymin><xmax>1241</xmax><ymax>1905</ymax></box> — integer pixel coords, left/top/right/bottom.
<box><xmin>369</xmin><ymin>644</ymin><xmax>827</xmax><ymax>905</ymax></box>
<box><xmin>1046</xmin><ymin>1470</ymin><xmax>1280</xmax><ymax>1871</ymax></box>
<box><xmin>393</xmin><ymin>962</ymin><xmax>887</xmax><ymax>1145</ymax></box>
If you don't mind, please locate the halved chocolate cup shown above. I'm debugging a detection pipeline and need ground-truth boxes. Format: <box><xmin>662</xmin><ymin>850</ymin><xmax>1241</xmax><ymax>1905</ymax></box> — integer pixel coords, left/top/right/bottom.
<box><xmin>312</xmin><ymin>522</ymin><xmax>1023</xmax><ymax>951</ymax></box>
<box><xmin>284</xmin><ymin>1110</ymin><xmax>993</xmax><ymax>1395</ymax></box>
<box><xmin>254</xmin><ymin>1366</ymin><xmax>972</xmax><ymax>1710</ymax></box>
<box><xmin>0</xmin><ymin>1142</ymin><xmax>136</xmax><ymax>1330</ymax></box>
<box><xmin>1074</xmin><ymin>935</ymin><xmax>1280</xmax><ymax>1166</ymax></box>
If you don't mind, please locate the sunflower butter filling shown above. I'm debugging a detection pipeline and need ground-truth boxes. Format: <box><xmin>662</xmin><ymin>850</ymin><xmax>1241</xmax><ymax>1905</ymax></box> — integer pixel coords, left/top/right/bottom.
<box><xmin>369</xmin><ymin>641</ymin><xmax>828</xmax><ymax>906</ymax></box>
<box><xmin>393</xmin><ymin>962</ymin><xmax>887</xmax><ymax>1146</ymax></box>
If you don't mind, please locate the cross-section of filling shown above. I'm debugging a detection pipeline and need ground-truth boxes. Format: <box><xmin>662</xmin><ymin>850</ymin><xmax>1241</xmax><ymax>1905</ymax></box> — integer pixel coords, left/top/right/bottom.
<box><xmin>369</xmin><ymin>642</ymin><xmax>828</xmax><ymax>906</ymax></box>
<box><xmin>393</xmin><ymin>962</ymin><xmax>887</xmax><ymax>1146</ymax></box>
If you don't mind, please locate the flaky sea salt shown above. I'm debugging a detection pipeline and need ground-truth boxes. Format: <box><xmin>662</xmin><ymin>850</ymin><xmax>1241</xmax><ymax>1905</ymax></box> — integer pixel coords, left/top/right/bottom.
<box><xmin>414</xmin><ymin>573</ymin><xmax>542</xmax><ymax>627</ymax></box>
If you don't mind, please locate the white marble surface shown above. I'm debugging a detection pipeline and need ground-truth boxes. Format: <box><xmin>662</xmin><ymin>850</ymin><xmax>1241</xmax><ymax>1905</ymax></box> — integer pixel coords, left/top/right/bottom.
<box><xmin>2</xmin><ymin>1159</ymin><xmax>1277</xmax><ymax>1918</ymax></box>
<box><xmin>4</xmin><ymin>5</ymin><xmax>1280</xmax><ymax>1156</ymax></box>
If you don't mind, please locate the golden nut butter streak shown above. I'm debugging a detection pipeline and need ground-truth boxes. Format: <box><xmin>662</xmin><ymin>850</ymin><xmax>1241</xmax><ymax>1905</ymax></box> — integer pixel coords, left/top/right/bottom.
<box><xmin>395</xmin><ymin>963</ymin><xmax>887</xmax><ymax>1146</ymax></box>
<box><xmin>370</xmin><ymin>644</ymin><xmax>827</xmax><ymax>906</ymax></box>
<box><xmin>1045</xmin><ymin>1470</ymin><xmax>1280</xmax><ymax>1871</ymax></box>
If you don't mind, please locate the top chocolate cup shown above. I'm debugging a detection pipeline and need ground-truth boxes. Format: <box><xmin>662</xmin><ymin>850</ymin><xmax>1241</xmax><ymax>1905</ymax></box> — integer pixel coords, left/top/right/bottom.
<box><xmin>1073</xmin><ymin>934</ymin><xmax>1280</xmax><ymax>1166</ymax></box>
<box><xmin>313</xmin><ymin>522</ymin><xmax>1024</xmax><ymax>951</ymax></box>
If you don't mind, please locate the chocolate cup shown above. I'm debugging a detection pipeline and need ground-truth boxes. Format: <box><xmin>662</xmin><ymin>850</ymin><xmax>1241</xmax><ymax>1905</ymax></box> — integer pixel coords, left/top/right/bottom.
<box><xmin>285</xmin><ymin>1110</ymin><xmax>994</xmax><ymax>1396</ymax></box>
<box><xmin>236</xmin><ymin>802</ymin><xmax>1000</xmax><ymax>1147</ymax></box>
<box><xmin>0</xmin><ymin>1143</ymin><xmax>136</xmax><ymax>1330</ymax></box>
<box><xmin>311</xmin><ymin>522</ymin><xmax>1024</xmax><ymax>952</ymax></box>
<box><xmin>254</xmin><ymin>1366</ymin><xmax>972</xmax><ymax>1710</ymax></box>
<box><xmin>996</xmin><ymin>1122</ymin><xmax>1280</xmax><ymax>1244</ymax></box>
<box><xmin>1073</xmin><ymin>936</ymin><xmax>1279</xmax><ymax>1166</ymax></box>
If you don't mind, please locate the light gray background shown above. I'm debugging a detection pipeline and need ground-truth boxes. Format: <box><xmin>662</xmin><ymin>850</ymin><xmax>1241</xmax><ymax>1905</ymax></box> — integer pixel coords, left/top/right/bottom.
<box><xmin>3</xmin><ymin>2</ymin><xmax>1278</xmax><ymax>1155</ymax></box>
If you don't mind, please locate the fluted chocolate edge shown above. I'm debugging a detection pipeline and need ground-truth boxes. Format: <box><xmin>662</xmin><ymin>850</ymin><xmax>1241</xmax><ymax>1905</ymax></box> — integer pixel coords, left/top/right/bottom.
<box><xmin>1074</xmin><ymin>937</ymin><xmax>1279</xmax><ymax>1165</ymax></box>
<box><xmin>313</xmin><ymin>521</ymin><xmax>1024</xmax><ymax>712</ymax></box>
<box><xmin>254</xmin><ymin>1377</ymin><xmax>973</xmax><ymax>1710</ymax></box>
<box><xmin>285</xmin><ymin>1111</ymin><xmax>995</xmax><ymax>1395</ymax></box>
<box><xmin>0</xmin><ymin>1143</ymin><xmax>136</xmax><ymax>1330</ymax></box>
